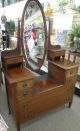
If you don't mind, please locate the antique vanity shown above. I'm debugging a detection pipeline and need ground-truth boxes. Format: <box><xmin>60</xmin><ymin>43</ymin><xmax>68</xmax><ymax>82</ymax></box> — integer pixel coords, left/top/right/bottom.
<box><xmin>1</xmin><ymin>0</ymin><xmax>78</xmax><ymax>131</ymax></box>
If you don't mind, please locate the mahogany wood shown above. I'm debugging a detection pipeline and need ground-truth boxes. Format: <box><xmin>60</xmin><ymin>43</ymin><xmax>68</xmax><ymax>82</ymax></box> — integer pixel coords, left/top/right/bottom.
<box><xmin>4</xmin><ymin>58</ymin><xmax>78</xmax><ymax>131</ymax></box>
<box><xmin>1</xmin><ymin>1</ymin><xmax>78</xmax><ymax>131</ymax></box>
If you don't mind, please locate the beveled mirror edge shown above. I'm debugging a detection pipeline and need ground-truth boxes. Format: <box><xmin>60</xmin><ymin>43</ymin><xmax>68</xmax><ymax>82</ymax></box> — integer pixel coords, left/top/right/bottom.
<box><xmin>20</xmin><ymin>0</ymin><xmax>47</xmax><ymax>71</ymax></box>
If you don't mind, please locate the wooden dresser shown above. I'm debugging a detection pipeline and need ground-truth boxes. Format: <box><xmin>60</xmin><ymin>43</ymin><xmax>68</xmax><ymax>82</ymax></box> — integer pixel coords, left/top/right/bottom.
<box><xmin>4</xmin><ymin>58</ymin><xmax>78</xmax><ymax>131</ymax></box>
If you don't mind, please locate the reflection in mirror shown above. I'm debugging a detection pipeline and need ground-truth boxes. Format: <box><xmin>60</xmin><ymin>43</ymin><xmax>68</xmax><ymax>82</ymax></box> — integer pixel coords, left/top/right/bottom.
<box><xmin>10</xmin><ymin>19</ymin><xmax>19</xmax><ymax>49</ymax></box>
<box><xmin>10</xmin><ymin>36</ymin><xmax>17</xmax><ymax>49</ymax></box>
<box><xmin>1</xmin><ymin>19</ymin><xmax>19</xmax><ymax>50</ymax></box>
<box><xmin>21</xmin><ymin>0</ymin><xmax>47</xmax><ymax>71</ymax></box>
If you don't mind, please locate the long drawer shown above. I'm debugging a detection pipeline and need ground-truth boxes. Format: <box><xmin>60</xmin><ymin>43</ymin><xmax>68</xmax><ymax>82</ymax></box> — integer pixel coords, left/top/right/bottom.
<box><xmin>14</xmin><ymin>85</ymin><xmax>67</xmax><ymax>112</ymax></box>
<box><xmin>16</xmin><ymin>89</ymin><xmax>68</xmax><ymax>123</ymax></box>
<box><xmin>14</xmin><ymin>84</ymin><xmax>65</xmax><ymax>102</ymax></box>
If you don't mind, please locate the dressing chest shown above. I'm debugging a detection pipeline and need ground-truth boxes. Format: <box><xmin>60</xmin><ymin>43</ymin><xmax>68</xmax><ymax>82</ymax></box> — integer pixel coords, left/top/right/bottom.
<box><xmin>4</xmin><ymin>59</ymin><xmax>78</xmax><ymax>131</ymax></box>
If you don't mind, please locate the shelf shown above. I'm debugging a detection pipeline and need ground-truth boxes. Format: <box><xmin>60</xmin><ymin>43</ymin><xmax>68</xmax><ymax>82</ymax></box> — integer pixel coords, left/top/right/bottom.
<box><xmin>48</xmin><ymin>59</ymin><xmax>78</xmax><ymax>70</ymax></box>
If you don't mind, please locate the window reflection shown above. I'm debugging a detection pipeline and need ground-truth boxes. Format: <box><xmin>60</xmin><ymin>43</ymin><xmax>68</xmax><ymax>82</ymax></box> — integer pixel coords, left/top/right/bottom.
<box><xmin>52</xmin><ymin>14</ymin><xmax>73</xmax><ymax>47</ymax></box>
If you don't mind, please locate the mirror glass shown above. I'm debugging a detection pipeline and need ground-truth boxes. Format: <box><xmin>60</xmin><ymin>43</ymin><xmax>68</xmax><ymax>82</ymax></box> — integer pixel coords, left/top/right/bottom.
<box><xmin>21</xmin><ymin>0</ymin><xmax>46</xmax><ymax>70</ymax></box>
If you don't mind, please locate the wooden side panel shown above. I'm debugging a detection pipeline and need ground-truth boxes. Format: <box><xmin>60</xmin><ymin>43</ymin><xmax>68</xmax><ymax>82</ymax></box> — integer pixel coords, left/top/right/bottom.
<box><xmin>48</xmin><ymin>62</ymin><xmax>65</xmax><ymax>83</ymax></box>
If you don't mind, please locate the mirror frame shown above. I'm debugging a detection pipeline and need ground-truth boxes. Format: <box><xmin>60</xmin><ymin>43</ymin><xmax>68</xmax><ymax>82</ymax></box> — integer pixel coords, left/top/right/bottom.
<box><xmin>20</xmin><ymin>0</ymin><xmax>47</xmax><ymax>71</ymax></box>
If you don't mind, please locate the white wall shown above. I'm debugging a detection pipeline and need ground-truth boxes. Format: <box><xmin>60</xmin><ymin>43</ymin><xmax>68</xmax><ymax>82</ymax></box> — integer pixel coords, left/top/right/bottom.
<box><xmin>0</xmin><ymin>0</ymin><xmax>26</xmax><ymax>20</ymax></box>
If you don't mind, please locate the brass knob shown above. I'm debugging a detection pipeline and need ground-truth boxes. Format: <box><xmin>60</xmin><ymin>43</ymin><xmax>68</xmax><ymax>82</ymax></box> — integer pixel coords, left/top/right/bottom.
<box><xmin>23</xmin><ymin>83</ymin><xmax>28</xmax><ymax>88</ymax></box>
<box><xmin>23</xmin><ymin>92</ymin><xmax>29</xmax><ymax>96</ymax></box>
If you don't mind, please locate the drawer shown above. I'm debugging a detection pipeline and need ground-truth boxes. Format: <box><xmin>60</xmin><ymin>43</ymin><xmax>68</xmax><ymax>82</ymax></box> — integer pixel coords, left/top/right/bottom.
<box><xmin>15</xmin><ymin>85</ymin><xmax>67</xmax><ymax>104</ymax></box>
<box><xmin>28</xmin><ymin>86</ymin><xmax>67</xmax><ymax>108</ymax></box>
<box><xmin>14</xmin><ymin>79</ymin><xmax>34</xmax><ymax>93</ymax></box>
<box><xmin>66</xmin><ymin>68</ymin><xmax>77</xmax><ymax>78</ymax></box>
<box><xmin>16</xmin><ymin>91</ymin><xmax>68</xmax><ymax>122</ymax></box>
<box><xmin>14</xmin><ymin>86</ymin><xmax>32</xmax><ymax>98</ymax></box>
<box><xmin>27</xmin><ymin>94</ymin><xmax>67</xmax><ymax>120</ymax></box>
<box><xmin>5</xmin><ymin>56</ymin><xmax>23</xmax><ymax>64</ymax></box>
<box><xmin>17</xmin><ymin>79</ymin><xmax>34</xmax><ymax>88</ymax></box>
<box><xmin>66</xmin><ymin>77</ymin><xmax>76</xmax><ymax>89</ymax></box>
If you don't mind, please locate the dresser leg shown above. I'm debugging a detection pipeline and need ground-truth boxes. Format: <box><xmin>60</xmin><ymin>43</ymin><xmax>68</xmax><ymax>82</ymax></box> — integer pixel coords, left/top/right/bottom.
<box><xmin>16</xmin><ymin>123</ymin><xmax>20</xmax><ymax>131</ymax></box>
<box><xmin>5</xmin><ymin>79</ymin><xmax>11</xmax><ymax>114</ymax></box>
<box><xmin>68</xmin><ymin>101</ymin><xmax>72</xmax><ymax>108</ymax></box>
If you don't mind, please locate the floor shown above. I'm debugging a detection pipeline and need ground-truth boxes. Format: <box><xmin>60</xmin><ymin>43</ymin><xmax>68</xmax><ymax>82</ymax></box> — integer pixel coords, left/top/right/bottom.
<box><xmin>0</xmin><ymin>84</ymin><xmax>80</xmax><ymax>131</ymax></box>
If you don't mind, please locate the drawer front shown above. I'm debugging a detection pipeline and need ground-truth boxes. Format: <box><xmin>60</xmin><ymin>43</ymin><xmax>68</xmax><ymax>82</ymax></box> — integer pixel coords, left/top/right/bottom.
<box><xmin>66</xmin><ymin>77</ymin><xmax>76</xmax><ymax>90</ymax></box>
<box><xmin>16</xmin><ymin>86</ymin><xmax>68</xmax><ymax>122</ymax></box>
<box><xmin>27</xmin><ymin>86</ymin><xmax>67</xmax><ymax>109</ymax></box>
<box><xmin>66</xmin><ymin>68</ymin><xmax>77</xmax><ymax>78</ymax></box>
<box><xmin>14</xmin><ymin>85</ymin><xmax>67</xmax><ymax>105</ymax></box>
<box><xmin>15</xmin><ymin>85</ymin><xmax>66</xmax><ymax>102</ymax></box>
<box><xmin>14</xmin><ymin>87</ymin><xmax>33</xmax><ymax>99</ymax></box>
<box><xmin>17</xmin><ymin>79</ymin><xmax>34</xmax><ymax>88</ymax></box>
<box><xmin>6</xmin><ymin>56</ymin><xmax>23</xmax><ymax>64</ymax></box>
<box><xmin>14</xmin><ymin>79</ymin><xmax>34</xmax><ymax>93</ymax></box>
<box><xmin>27</xmin><ymin>94</ymin><xmax>67</xmax><ymax>120</ymax></box>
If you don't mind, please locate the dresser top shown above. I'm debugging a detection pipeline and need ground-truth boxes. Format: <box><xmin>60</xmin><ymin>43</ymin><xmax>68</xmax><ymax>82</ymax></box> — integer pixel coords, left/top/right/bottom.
<box><xmin>5</xmin><ymin>67</ymin><xmax>36</xmax><ymax>84</ymax></box>
<box><xmin>49</xmin><ymin>59</ymin><xmax>78</xmax><ymax>70</ymax></box>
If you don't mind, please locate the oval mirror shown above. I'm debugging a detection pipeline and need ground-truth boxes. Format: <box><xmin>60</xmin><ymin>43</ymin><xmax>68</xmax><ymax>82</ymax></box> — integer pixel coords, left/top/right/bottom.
<box><xmin>21</xmin><ymin>0</ymin><xmax>47</xmax><ymax>71</ymax></box>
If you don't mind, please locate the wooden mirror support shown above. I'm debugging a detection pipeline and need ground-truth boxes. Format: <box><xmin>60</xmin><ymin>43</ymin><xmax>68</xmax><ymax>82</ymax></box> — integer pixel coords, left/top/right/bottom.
<box><xmin>1</xmin><ymin>19</ymin><xmax>23</xmax><ymax>71</ymax></box>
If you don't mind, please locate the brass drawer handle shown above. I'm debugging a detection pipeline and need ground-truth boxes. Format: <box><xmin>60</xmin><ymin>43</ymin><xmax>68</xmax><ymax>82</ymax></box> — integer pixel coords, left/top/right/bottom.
<box><xmin>23</xmin><ymin>83</ymin><xmax>28</xmax><ymax>88</ymax></box>
<box><xmin>23</xmin><ymin>92</ymin><xmax>29</xmax><ymax>96</ymax></box>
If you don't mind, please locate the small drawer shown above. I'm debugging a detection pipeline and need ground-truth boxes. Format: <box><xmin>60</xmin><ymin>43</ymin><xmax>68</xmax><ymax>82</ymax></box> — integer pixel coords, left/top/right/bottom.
<box><xmin>14</xmin><ymin>79</ymin><xmax>34</xmax><ymax>93</ymax></box>
<box><xmin>66</xmin><ymin>68</ymin><xmax>77</xmax><ymax>78</ymax></box>
<box><xmin>5</xmin><ymin>56</ymin><xmax>23</xmax><ymax>64</ymax></box>
<box><xmin>15</xmin><ymin>86</ymin><xmax>32</xmax><ymax>97</ymax></box>
<box><xmin>17</xmin><ymin>79</ymin><xmax>34</xmax><ymax>88</ymax></box>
